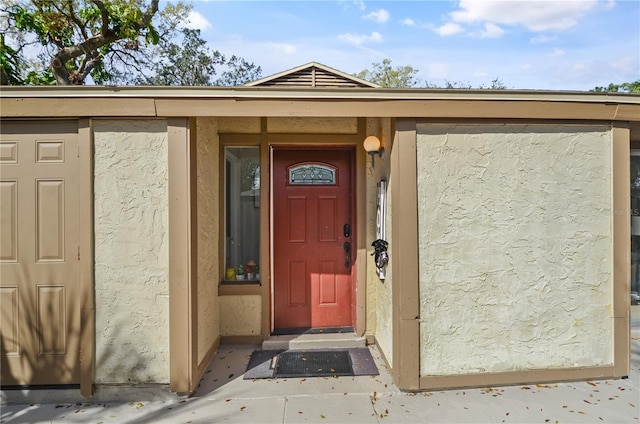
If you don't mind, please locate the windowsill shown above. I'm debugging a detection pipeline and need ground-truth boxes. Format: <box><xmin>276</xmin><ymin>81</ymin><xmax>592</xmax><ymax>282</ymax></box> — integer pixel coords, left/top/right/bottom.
<box><xmin>220</xmin><ymin>279</ymin><xmax>261</xmax><ymax>285</ymax></box>
<box><xmin>218</xmin><ymin>280</ymin><xmax>262</xmax><ymax>296</ymax></box>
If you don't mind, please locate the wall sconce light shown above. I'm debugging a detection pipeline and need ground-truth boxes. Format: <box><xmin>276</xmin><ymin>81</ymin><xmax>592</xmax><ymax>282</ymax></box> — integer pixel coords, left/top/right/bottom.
<box><xmin>363</xmin><ymin>135</ymin><xmax>384</xmax><ymax>168</ymax></box>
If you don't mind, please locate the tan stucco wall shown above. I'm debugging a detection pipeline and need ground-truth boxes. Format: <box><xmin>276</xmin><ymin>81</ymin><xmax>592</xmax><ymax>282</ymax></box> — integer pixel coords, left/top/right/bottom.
<box><xmin>416</xmin><ymin>123</ymin><xmax>613</xmax><ymax>376</ymax></box>
<box><xmin>365</xmin><ymin>118</ymin><xmax>394</xmax><ymax>365</ymax></box>
<box><xmin>220</xmin><ymin>295</ymin><xmax>262</xmax><ymax>336</ymax></box>
<box><xmin>219</xmin><ymin>117</ymin><xmax>260</xmax><ymax>133</ymax></box>
<box><xmin>196</xmin><ymin>117</ymin><xmax>221</xmax><ymax>364</ymax></box>
<box><xmin>93</xmin><ymin>119</ymin><xmax>169</xmax><ymax>383</ymax></box>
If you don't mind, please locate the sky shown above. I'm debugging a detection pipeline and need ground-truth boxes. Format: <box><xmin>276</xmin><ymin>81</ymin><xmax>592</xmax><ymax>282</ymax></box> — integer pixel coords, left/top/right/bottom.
<box><xmin>176</xmin><ymin>0</ymin><xmax>640</xmax><ymax>91</ymax></box>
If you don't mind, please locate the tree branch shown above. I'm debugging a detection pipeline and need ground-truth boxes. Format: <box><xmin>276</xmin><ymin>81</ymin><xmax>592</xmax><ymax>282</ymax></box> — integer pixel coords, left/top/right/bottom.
<box><xmin>50</xmin><ymin>0</ymin><xmax>159</xmax><ymax>85</ymax></box>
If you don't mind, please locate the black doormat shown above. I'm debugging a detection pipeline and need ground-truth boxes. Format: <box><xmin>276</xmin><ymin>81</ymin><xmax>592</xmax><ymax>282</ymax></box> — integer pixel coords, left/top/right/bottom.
<box><xmin>275</xmin><ymin>350</ymin><xmax>352</xmax><ymax>377</ymax></box>
<box><xmin>243</xmin><ymin>348</ymin><xmax>378</xmax><ymax>380</ymax></box>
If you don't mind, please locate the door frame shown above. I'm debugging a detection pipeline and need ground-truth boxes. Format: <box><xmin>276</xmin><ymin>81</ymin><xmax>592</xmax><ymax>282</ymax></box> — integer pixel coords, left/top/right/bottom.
<box><xmin>265</xmin><ymin>122</ymin><xmax>367</xmax><ymax>337</ymax></box>
<box><xmin>270</xmin><ymin>146</ymin><xmax>356</xmax><ymax>330</ymax></box>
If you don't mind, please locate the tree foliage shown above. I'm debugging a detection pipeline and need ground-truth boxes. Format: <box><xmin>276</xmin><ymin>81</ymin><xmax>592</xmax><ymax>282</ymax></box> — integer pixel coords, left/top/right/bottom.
<box><xmin>2</xmin><ymin>1</ymin><xmax>262</xmax><ymax>86</ymax></box>
<box><xmin>354</xmin><ymin>58</ymin><xmax>420</xmax><ymax>88</ymax></box>
<box><xmin>0</xmin><ymin>32</ymin><xmax>22</xmax><ymax>85</ymax></box>
<box><xmin>355</xmin><ymin>58</ymin><xmax>507</xmax><ymax>89</ymax></box>
<box><xmin>592</xmin><ymin>81</ymin><xmax>640</xmax><ymax>94</ymax></box>
<box><xmin>2</xmin><ymin>0</ymin><xmax>161</xmax><ymax>85</ymax></box>
<box><xmin>138</xmin><ymin>28</ymin><xmax>261</xmax><ymax>86</ymax></box>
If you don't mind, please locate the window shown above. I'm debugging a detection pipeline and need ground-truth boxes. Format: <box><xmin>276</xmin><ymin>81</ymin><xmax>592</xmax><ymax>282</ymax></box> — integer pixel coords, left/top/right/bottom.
<box><xmin>225</xmin><ymin>146</ymin><xmax>260</xmax><ymax>281</ymax></box>
<box><xmin>288</xmin><ymin>163</ymin><xmax>337</xmax><ymax>185</ymax></box>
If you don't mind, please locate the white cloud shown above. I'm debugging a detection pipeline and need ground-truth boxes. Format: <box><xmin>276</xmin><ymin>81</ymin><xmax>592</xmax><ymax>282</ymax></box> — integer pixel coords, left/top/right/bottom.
<box><xmin>477</xmin><ymin>22</ymin><xmax>504</xmax><ymax>38</ymax></box>
<box><xmin>450</xmin><ymin>0</ymin><xmax>598</xmax><ymax>32</ymax></box>
<box><xmin>434</xmin><ymin>22</ymin><xmax>464</xmax><ymax>36</ymax></box>
<box><xmin>185</xmin><ymin>10</ymin><xmax>212</xmax><ymax>31</ymax></box>
<box><xmin>549</xmin><ymin>48</ymin><xmax>566</xmax><ymax>57</ymax></box>
<box><xmin>401</xmin><ymin>18</ymin><xmax>416</xmax><ymax>26</ymax></box>
<box><xmin>338</xmin><ymin>31</ymin><xmax>383</xmax><ymax>46</ymax></box>
<box><xmin>530</xmin><ymin>35</ymin><xmax>557</xmax><ymax>44</ymax></box>
<box><xmin>364</xmin><ymin>9</ymin><xmax>390</xmax><ymax>23</ymax></box>
<box><xmin>339</xmin><ymin>0</ymin><xmax>366</xmax><ymax>11</ymax></box>
<box><xmin>268</xmin><ymin>43</ymin><xmax>297</xmax><ymax>55</ymax></box>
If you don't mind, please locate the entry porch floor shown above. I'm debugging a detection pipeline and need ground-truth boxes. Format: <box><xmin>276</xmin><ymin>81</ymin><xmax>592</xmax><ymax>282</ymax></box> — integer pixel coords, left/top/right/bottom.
<box><xmin>2</xmin><ymin>334</ymin><xmax>639</xmax><ymax>423</ymax></box>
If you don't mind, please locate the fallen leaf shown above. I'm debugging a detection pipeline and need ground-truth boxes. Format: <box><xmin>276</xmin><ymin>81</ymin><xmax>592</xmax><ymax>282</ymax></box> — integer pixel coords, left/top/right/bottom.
<box><xmin>240</xmin><ymin>406</ymin><xmax>246</xmax><ymax>412</ymax></box>
<box><xmin>588</xmin><ymin>381</ymin><xmax>597</xmax><ymax>386</ymax></box>
<box><xmin>321</xmin><ymin>414</ymin><xmax>326</xmax><ymax>419</ymax></box>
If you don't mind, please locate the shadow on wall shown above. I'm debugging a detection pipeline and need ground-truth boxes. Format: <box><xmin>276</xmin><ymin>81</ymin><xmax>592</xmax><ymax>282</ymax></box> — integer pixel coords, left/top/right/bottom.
<box><xmin>1</xmin><ymin>261</ymin><xmax>80</xmax><ymax>391</ymax></box>
<box><xmin>0</xmin><ymin>261</ymin><xmax>162</xmax><ymax>402</ymax></box>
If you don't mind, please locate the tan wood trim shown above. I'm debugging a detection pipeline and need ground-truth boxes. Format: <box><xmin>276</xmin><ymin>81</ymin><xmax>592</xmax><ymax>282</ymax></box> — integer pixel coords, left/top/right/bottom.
<box><xmin>419</xmin><ymin>366</ymin><xmax>618</xmax><ymax>391</ymax></box>
<box><xmin>374</xmin><ymin>336</ymin><xmax>392</xmax><ymax>370</ymax></box>
<box><xmin>147</xmin><ymin>99</ymin><xmax>638</xmax><ymax>120</ymax></box>
<box><xmin>78</xmin><ymin>119</ymin><xmax>94</xmax><ymax>398</ymax></box>
<box><xmin>266</xmin><ymin>133</ymin><xmax>361</xmax><ymax>145</ymax></box>
<box><xmin>612</xmin><ymin>124</ymin><xmax>631</xmax><ymax>377</ymax></box>
<box><xmin>221</xmin><ymin>335</ymin><xmax>264</xmax><ymax>344</ymax></box>
<box><xmin>188</xmin><ymin>118</ymin><xmax>201</xmax><ymax>391</ymax></box>
<box><xmin>168</xmin><ymin>118</ymin><xmax>195</xmax><ymax>394</ymax></box>
<box><xmin>268</xmin><ymin>141</ymin><xmax>361</xmax><ymax>334</ymax></box>
<box><xmin>391</xmin><ymin>119</ymin><xmax>420</xmax><ymax>390</ymax></box>
<box><xmin>415</xmin><ymin>118</ymin><xmax>615</xmax><ymax>126</ymax></box>
<box><xmin>2</xmin><ymin>85</ymin><xmax>637</xmax><ymax>103</ymax></box>
<box><xmin>1</xmin><ymin>98</ymin><xmax>158</xmax><ymax>117</ymax></box>
<box><xmin>218</xmin><ymin>283</ymin><xmax>263</xmax><ymax>296</ymax></box>
<box><xmin>196</xmin><ymin>335</ymin><xmax>220</xmax><ymax>379</ymax></box>
<box><xmin>260</xmin><ymin>118</ymin><xmax>271</xmax><ymax>339</ymax></box>
<box><xmin>218</xmin><ymin>133</ymin><xmax>261</xmax><ymax>145</ymax></box>
<box><xmin>217</xmin><ymin>123</ymin><xmax>225</xmax><ymax>284</ymax></box>
<box><xmin>355</xmin><ymin>118</ymin><xmax>367</xmax><ymax>336</ymax></box>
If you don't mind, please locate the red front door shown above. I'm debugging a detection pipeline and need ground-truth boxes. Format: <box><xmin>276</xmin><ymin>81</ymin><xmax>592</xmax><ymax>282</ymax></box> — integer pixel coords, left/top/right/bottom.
<box><xmin>273</xmin><ymin>148</ymin><xmax>354</xmax><ymax>330</ymax></box>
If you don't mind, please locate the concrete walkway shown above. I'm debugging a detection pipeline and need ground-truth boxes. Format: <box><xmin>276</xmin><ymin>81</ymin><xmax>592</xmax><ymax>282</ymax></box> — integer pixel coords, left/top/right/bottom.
<box><xmin>2</xmin><ymin>330</ymin><xmax>639</xmax><ymax>423</ymax></box>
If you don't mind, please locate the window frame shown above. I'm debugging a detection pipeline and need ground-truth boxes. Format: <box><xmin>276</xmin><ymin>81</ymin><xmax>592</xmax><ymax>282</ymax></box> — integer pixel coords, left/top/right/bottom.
<box><xmin>219</xmin><ymin>134</ymin><xmax>262</xmax><ymax>286</ymax></box>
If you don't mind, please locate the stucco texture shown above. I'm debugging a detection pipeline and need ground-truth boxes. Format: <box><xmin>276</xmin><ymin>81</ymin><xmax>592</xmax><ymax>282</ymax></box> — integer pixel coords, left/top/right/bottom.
<box><xmin>196</xmin><ymin>118</ymin><xmax>221</xmax><ymax>365</ymax></box>
<box><xmin>93</xmin><ymin>120</ymin><xmax>169</xmax><ymax>383</ymax></box>
<box><xmin>417</xmin><ymin>124</ymin><xmax>613</xmax><ymax>376</ymax></box>
<box><xmin>220</xmin><ymin>296</ymin><xmax>262</xmax><ymax>336</ymax></box>
<box><xmin>365</xmin><ymin>118</ymin><xmax>393</xmax><ymax>366</ymax></box>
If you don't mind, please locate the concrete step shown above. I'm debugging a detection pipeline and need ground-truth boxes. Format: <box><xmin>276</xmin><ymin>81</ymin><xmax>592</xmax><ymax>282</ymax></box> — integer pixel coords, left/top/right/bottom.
<box><xmin>262</xmin><ymin>332</ymin><xmax>366</xmax><ymax>351</ymax></box>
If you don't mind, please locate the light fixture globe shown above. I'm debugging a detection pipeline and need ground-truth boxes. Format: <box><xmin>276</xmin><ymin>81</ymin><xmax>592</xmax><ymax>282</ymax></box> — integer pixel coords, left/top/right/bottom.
<box><xmin>363</xmin><ymin>135</ymin><xmax>384</xmax><ymax>167</ymax></box>
<box><xmin>363</xmin><ymin>135</ymin><xmax>381</xmax><ymax>153</ymax></box>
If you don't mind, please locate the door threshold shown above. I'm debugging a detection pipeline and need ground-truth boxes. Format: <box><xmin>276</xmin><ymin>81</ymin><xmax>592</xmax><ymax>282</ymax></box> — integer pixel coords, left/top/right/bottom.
<box><xmin>271</xmin><ymin>326</ymin><xmax>355</xmax><ymax>336</ymax></box>
<box><xmin>262</xmin><ymin>331</ymin><xmax>365</xmax><ymax>351</ymax></box>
